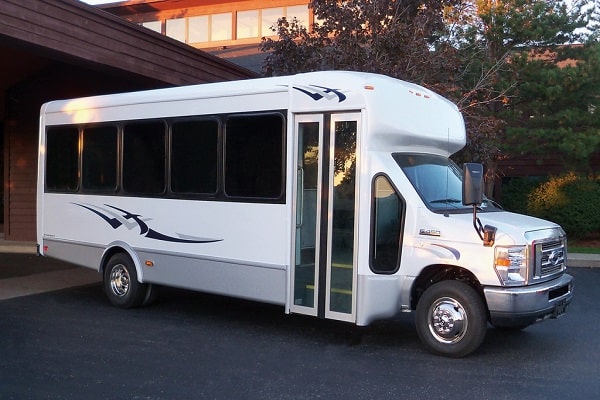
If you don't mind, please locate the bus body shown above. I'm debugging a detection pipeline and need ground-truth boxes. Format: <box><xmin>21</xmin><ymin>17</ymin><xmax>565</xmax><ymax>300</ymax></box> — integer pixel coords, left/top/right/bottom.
<box><xmin>37</xmin><ymin>71</ymin><xmax>573</xmax><ymax>357</ymax></box>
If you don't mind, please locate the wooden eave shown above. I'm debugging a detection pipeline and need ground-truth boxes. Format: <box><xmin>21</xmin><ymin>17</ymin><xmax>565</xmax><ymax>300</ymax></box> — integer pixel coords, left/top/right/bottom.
<box><xmin>0</xmin><ymin>0</ymin><xmax>257</xmax><ymax>87</ymax></box>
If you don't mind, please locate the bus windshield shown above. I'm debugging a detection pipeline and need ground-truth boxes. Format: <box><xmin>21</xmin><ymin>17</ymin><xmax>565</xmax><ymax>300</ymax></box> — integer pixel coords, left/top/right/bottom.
<box><xmin>393</xmin><ymin>153</ymin><xmax>500</xmax><ymax>212</ymax></box>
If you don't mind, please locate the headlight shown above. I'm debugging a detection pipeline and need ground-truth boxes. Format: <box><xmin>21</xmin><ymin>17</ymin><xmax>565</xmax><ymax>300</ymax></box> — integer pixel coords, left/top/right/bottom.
<box><xmin>494</xmin><ymin>246</ymin><xmax>528</xmax><ymax>286</ymax></box>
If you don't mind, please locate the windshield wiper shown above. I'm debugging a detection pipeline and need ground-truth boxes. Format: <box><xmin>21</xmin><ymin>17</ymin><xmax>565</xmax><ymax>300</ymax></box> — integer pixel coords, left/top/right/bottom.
<box><xmin>430</xmin><ymin>198</ymin><xmax>462</xmax><ymax>204</ymax></box>
<box><xmin>482</xmin><ymin>198</ymin><xmax>504</xmax><ymax>210</ymax></box>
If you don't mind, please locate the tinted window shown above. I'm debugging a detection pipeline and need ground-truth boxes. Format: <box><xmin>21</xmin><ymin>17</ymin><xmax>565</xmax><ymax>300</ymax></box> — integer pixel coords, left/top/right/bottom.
<box><xmin>123</xmin><ymin>121</ymin><xmax>166</xmax><ymax>194</ymax></box>
<box><xmin>171</xmin><ymin>120</ymin><xmax>219</xmax><ymax>194</ymax></box>
<box><xmin>371</xmin><ymin>175</ymin><xmax>403</xmax><ymax>274</ymax></box>
<box><xmin>82</xmin><ymin>126</ymin><xmax>118</xmax><ymax>192</ymax></box>
<box><xmin>224</xmin><ymin>114</ymin><xmax>284</xmax><ymax>199</ymax></box>
<box><xmin>46</xmin><ymin>127</ymin><xmax>79</xmax><ymax>192</ymax></box>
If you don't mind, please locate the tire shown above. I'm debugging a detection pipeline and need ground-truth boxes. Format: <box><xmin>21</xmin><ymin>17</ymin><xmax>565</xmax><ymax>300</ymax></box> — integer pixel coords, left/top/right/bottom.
<box><xmin>103</xmin><ymin>253</ymin><xmax>147</xmax><ymax>309</ymax></box>
<box><xmin>141</xmin><ymin>283</ymin><xmax>160</xmax><ymax>306</ymax></box>
<box><xmin>415</xmin><ymin>280</ymin><xmax>487</xmax><ymax>358</ymax></box>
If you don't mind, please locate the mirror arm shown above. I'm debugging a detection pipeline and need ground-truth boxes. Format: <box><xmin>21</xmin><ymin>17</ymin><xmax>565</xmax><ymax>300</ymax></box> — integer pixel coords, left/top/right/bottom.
<box><xmin>472</xmin><ymin>206</ymin><xmax>497</xmax><ymax>247</ymax></box>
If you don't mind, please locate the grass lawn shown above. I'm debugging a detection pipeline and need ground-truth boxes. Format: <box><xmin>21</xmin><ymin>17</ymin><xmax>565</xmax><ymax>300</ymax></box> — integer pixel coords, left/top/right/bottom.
<box><xmin>569</xmin><ymin>246</ymin><xmax>600</xmax><ymax>254</ymax></box>
<box><xmin>569</xmin><ymin>236</ymin><xmax>600</xmax><ymax>254</ymax></box>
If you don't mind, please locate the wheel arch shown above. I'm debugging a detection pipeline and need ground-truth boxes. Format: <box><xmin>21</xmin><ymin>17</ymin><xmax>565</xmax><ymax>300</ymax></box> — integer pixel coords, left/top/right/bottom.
<box><xmin>100</xmin><ymin>241</ymin><xmax>144</xmax><ymax>283</ymax></box>
<box><xmin>411</xmin><ymin>264</ymin><xmax>487</xmax><ymax>312</ymax></box>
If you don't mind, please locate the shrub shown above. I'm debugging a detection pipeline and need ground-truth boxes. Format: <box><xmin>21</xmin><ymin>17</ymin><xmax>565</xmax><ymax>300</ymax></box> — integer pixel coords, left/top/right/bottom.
<box><xmin>500</xmin><ymin>176</ymin><xmax>546</xmax><ymax>214</ymax></box>
<box><xmin>527</xmin><ymin>173</ymin><xmax>600</xmax><ymax>239</ymax></box>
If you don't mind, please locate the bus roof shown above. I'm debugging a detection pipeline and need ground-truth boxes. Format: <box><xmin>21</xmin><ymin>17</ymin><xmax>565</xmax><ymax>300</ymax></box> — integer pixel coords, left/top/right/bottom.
<box><xmin>40</xmin><ymin>71</ymin><xmax>465</xmax><ymax>156</ymax></box>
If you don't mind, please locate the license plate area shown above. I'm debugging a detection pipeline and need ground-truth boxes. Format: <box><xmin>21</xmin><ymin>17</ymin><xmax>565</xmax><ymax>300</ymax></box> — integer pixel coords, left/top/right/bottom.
<box><xmin>549</xmin><ymin>284</ymin><xmax>569</xmax><ymax>300</ymax></box>
<box><xmin>552</xmin><ymin>298</ymin><xmax>568</xmax><ymax>318</ymax></box>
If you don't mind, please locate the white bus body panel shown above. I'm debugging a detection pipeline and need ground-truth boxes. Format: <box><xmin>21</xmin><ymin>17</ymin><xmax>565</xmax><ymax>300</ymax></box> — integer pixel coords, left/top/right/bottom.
<box><xmin>42</xmin><ymin>195</ymin><xmax>289</xmax><ymax>304</ymax></box>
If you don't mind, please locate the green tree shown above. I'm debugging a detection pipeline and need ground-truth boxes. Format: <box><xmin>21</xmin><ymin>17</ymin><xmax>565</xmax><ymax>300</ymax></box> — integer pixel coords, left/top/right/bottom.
<box><xmin>501</xmin><ymin>41</ymin><xmax>600</xmax><ymax>175</ymax></box>
<box><xmin>452</xmin><ymin>0</ymin><xmax>598</xmax><ymax>193</ymax></box>
<box><xmin>260</xmin><ymin>0</ymin><xmax>464</xmax><ymax>89</ymax></box>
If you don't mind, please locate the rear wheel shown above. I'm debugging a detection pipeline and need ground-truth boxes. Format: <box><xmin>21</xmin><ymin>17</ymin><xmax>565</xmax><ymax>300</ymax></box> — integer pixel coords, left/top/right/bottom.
<box><xmin>103</xmin><ymin>253</ymin><xmax>147</xmax><ymax>308</ymax></box>
<box><xmin>415</xmin><ymin>280</ymin><xmax>487</xmax><ymax>358</ymax></box>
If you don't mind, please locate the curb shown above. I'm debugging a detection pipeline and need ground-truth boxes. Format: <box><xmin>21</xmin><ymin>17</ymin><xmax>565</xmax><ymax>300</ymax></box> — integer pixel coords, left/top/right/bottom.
<box><xmin>567</xmin><ymin>253</ymin><xmax>600</xmax><ymax>268</ymax></box>
<box><xmin>0</xmin><ymin>268</ymin><xmax>100</xmax><ymax>301</ymax></box>
<box><xmin>0</xmin><ymin>241</ymin><xmax>37</xmax><ymax>255</ymax></box>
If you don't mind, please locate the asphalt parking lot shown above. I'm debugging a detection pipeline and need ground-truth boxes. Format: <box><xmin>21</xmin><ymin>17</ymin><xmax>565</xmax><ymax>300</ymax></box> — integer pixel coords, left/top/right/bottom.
<box><xmin>1</xmin><ymin>256</ymin><xmax>599</xmax><ymax>399</ymax></box>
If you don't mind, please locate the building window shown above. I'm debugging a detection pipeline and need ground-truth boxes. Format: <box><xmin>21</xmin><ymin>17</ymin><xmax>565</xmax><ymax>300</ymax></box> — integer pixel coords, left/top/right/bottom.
<box><xmin>189</xmin><ymin>15</ymin><xmax>209</xmax><ymax>43</ymax></box>
<box><xmin>287</xmin><ymin>5</ymin><xmax>309</xmax><ymax>26</ymax></box>
<box><xmin>211</xmin><ymin>12</ymin><xmax>232</xmax><ymax>41</ymax></box>
<box><xmin>237</xmin><ymin>10</ymin><xmax>259</xmax><ymax>39</ymax></box>
<box><xmin>261</xmin><ymin>7</ymin><xmax>283</xmax><ymax>36</ymax></box>
<box><xmin>142</xmin><ymin>20</ymin><xmax>161</xmax><ymax>34</ymax></box>
<box><xmin>166</xmin><ymin>18</ymin><xmax>186</xmax><ymax>42</ymax></box>
<box><xmin>138</xmin><ymin>5</ymin><xmax>311</xmax><ymax>44</ymax></box>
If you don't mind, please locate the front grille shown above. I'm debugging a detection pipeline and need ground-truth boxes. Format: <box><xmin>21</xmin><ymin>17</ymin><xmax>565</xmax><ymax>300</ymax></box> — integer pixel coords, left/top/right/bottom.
<box><xmin>535</xmin><ymin>238</ymin><xmax>566</xmax><ymax>278</ymax></box>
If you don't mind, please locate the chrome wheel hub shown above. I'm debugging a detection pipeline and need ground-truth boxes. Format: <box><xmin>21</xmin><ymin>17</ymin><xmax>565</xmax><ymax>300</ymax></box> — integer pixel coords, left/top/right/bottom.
<box><xmin>428</xmin><ymin>297</ymin><xmax>468</xmax><ymax>344</ymax></box>
<box><xmin>109</xmin><ymin>264</ymin><xmax>130</xmax><ymax>297</ymax></box>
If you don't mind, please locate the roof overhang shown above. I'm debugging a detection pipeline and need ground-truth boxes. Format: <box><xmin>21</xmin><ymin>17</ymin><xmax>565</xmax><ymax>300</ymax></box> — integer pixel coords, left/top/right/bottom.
<box><xmin>0</xmin><ymin>0</ymin><xmax>257</xmax><ymax>89</ymax></box>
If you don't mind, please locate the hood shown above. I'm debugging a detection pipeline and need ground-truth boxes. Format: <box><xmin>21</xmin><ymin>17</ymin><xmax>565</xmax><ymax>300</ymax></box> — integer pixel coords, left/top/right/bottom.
<box><xmin>480</xmin><ymin>210</ymin><xmax>560</xmax><ymax>232</ymax></box>
<box><xmin>418</xmin><ymin>209</ymin><xmax>564</xmax><ymax>246</ymax></box>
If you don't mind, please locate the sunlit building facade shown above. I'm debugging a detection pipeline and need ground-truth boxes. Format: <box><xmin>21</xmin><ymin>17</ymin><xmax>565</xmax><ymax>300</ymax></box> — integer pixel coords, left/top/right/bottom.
<box><xmin>100</xmin><ymin>0</ymin><xmax>314</xmax><ymax>72</ymax></box>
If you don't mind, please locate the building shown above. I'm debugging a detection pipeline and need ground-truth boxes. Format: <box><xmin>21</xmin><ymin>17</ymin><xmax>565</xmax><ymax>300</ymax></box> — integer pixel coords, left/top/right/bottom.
<box><xmin>1</xmin><ymin>0</ymin><xmax>256</xmax><ymax>241</ymax></box>
<box><xmin>100</xmin><ymin>0</ymin><xmax>313</xmax><ymax>72</ymax></box>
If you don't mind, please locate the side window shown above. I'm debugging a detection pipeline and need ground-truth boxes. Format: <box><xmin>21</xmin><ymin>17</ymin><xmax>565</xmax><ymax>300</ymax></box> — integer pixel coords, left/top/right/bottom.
<box><xmin>46</xmin><ymin>127</ymin><xmax>79</xmax><ymax>192</ymax></box>
<box><xmin>171</xmin><ymin>120</ymin><xmax>219</xmax><ymax>195</ymax></box>
<box><xmin>123</xmin><ymin>121</ymin><xmax>166</xmax><ymax>194</ymax></box>
<box><xmin>224</xmin><ymin>114</ymin><xmax>284</xmax><ymax>199</ymax></box>
<box><xmin>82</xmin><ymin>126</ymin><xmax>118</xmax><ymax>192</ymax></box>
<box><xmin>371</xmin><ymin>175</ymin><xmax>404</xmax><ymax>274</ymax></box>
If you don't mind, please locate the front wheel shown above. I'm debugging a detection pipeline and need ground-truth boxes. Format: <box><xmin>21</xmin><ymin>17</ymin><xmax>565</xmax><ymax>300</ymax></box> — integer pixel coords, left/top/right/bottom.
<box><xmin>103</xmin><ymin>253</ymin><xmax>147</xmax><ymax>308</ymax></box>
<box><xmin>415</xmin><ymin>280</ymin><xmax>487</xmax><ymax>358</ymax></box>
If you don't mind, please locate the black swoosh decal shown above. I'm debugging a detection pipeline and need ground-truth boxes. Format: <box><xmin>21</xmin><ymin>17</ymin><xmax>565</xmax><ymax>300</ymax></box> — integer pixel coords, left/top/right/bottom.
<box><xmin>73</xmin><ymin>203</ymin><xmax>222</xmax><ymax>244</ymax></box>
<box><xmin>74</xmin><ymin>203</ymin><xmax>123</xmax><ymax>229</ymax></box>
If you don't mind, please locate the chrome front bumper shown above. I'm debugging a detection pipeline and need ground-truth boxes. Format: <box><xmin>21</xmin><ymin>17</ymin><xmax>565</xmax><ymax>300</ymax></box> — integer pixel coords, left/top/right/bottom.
<box><xmin>484</xmin><ymin>273</ymin><xmax>574</xmax><ymax>327</ymax></box>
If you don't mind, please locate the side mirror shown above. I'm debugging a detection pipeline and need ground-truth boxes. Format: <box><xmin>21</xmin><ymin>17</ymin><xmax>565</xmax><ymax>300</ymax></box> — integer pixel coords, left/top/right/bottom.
<box><xmin>462</xmin><ymin>163</ymin><xmax>483</xmax><ymax>206</ymax></box>
<box><xmin>463</xmin><ymin>163</ymin><xmax>496</xmax><ymax>246</ymax></box>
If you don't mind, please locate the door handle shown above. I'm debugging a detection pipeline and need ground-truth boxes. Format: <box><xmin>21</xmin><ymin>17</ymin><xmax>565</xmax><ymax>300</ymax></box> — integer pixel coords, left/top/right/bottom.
<box><xmin>296</xmin><ymin>166</ymin><xmax>304</xmax><ymax>228</ymax></box>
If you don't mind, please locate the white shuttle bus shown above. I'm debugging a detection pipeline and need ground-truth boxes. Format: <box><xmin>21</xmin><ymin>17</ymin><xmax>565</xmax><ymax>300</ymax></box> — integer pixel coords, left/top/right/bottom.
<box><xmin>37</xmin><ymin>71</ymin><xmax>573</xmax><ymax>357</ymax></box>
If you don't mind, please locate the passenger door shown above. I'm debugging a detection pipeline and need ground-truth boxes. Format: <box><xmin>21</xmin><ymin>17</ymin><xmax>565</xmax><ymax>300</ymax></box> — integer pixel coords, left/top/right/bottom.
<box><xmin>291</xmin><ymin>113</ymin><xmax>360</xmax><ymax>322</ymax></box>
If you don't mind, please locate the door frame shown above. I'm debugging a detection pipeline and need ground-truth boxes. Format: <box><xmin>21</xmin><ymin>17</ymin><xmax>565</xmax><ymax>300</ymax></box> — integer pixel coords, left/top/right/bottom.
<box><xmin>290</xmin><ymin>114</ymin><xmax>323</xmax><ymax>317</ymax></box>
<box><xmin>290</xmin><ymin>112</ymin><xmax>361</xmax><ymax>323</ymax></box>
